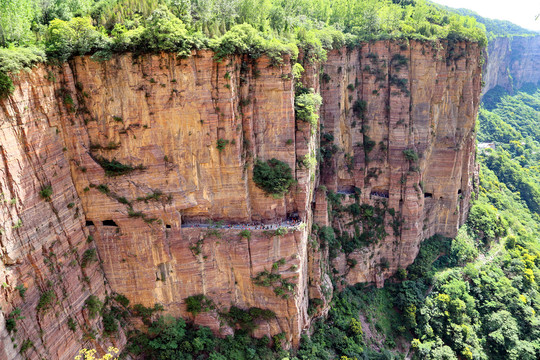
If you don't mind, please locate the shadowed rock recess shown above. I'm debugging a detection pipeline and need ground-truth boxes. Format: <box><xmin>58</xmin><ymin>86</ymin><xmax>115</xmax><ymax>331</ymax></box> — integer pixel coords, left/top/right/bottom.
<box><xmin>0</xmin><ymin>39</ymin><xmax>481</xmax><ymax>358</ymax></box>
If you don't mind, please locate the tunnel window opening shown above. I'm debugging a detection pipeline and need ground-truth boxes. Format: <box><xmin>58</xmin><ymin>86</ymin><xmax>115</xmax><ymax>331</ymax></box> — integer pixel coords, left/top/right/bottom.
<box><xmin>337</xmin><ymin>186</ymin><xmax>355</xmax><ymax>195</ymax></box>
<box><xmin>370</xmin><ymin>190</ymin><xmax>389</xmax><ymax>199</ymax></box>
<box><xmin>424</xmin><ymin>193</ymin><xmax>433</xmax><ymax>198</ymax></box>
<box><xmin>166</xmin><ymin>224</ymin><xmax>171</xmax><ymax>229</ymax></box>
<box><xmin>457</xmin><ymin>189</ymin><xmax>462</xmax><ymax>194</ymax></box>
<box><xmin>287</xmin><ymin>212</ymin><xmax>300</xmax><ymax>221</ymax></box>
<box><xmin>85</xmin><ymin>220</ymin><xmax>94</xmax><ymax>226</ymax></box>
<box><xmin>102</xmin><ymin>220</ymin><xmax>118</xmax><ymax>227</ymax></box>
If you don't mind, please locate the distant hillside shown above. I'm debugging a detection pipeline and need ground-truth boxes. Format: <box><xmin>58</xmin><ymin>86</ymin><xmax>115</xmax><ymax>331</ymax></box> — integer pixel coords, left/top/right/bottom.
<box><xmin>437</xmin><ymin>4</ymin><xmax>538</xmax><ymax>38</ymax></box>
<box><xmin>481</xmin><ymin>35</ymin><xmax>540</xmax><ymax>95</ymax></box>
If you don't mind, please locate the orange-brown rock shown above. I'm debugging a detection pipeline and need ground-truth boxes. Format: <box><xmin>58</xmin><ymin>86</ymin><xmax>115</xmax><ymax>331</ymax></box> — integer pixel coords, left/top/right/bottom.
<box><xmin>0</xmin><ymin>39</ymin><xmax>482</xmax><ymax>358</ymax></box>
<box><xmin>0</xmin><ymin>66</ymin><xmax>124</xmax><ymax>360</ymax></box>
<box><xmin>60</xmin><ymin>51</ymin><xmax>318</xmax><ymax>346</ymax></box>
<box><xmin>319</xmin><ymin>40</ymin><xmax>481</xmax><ymax>286</ymax></box>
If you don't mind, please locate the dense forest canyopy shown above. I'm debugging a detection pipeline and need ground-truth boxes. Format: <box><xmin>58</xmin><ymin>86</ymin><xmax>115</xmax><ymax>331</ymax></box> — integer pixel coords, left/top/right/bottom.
<box><xmin>0</xmin><ymin>0</ymin><xmax>490</xmax><ymax>98</ymax></box>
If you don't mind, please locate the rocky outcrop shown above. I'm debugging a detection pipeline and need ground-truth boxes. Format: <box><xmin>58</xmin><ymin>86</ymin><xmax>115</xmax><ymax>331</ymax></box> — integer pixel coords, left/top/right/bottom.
<box><xmin>0</xmin><ymin>39</ymin><xmax>482</xmax><ymax>357</ymax></box>
<box><xmin>63</xmin><ymin>51</ymin><xmax>319</xmax><ymax>346</ymax></box>
<box><xmin>318</xmin><ymin>40</ymin><xmax>481</xmax><ymax>286</ymax></box>
<box><xmin>0</xmin><ymin>66</ymin><xmax>124</xmax><ymax>360</ymax></box>
<box><xmin>482</xmin><ymin>35</ymin><xmax>540</xmax><ymax>94</ymax></box>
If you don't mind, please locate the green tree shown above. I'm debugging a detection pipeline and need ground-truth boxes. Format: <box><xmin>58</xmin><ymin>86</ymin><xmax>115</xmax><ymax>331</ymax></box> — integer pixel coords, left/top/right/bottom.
<box><xmin>253</xmin><ymin>158</ymin><xmax>294</xmax><ymax>197</ymax></box>
<box><xmin>45</xmin><ymin>17</ymin><xmax>109</xmax><ymax>61</ymax></box>
<box><xmin>485</xmin><ymin>310</ymin><xmax>519</xmax><ymax>358</ymax></box>
<box><xmin>0</xmin><ymin>0</ymin><xmax>38</xmax><ymax>46</ymax></box>
<box><xmin>467</xmin><ymin>203</ymin><xmax>507</xmax><ymax>244</ymax></box>
<box><xmin>142</xmin><ymin>6</ymin><xmax>191</xmax><ymax>56</ymax></box>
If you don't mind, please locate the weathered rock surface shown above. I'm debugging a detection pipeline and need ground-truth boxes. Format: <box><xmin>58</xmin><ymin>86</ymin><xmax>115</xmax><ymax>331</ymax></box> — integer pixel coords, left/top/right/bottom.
<box><xmin>319</xmin><ymin>41</ymin><xmax>481</xmax><ymax>286</ymax></box>
<box><xmin>63</xmin><ymin>51</ymin><xmax>318</xmax><ymax>346</ymax></box>
<box><xmin>0</xmin><ymin>66</ymin><xmax>124</xmax><ymax>360</ymax></box>
<box><xmin>0</xmin><ymin>39</ymin><xmax>482</xmax><ymax>358</ymax></box>
<box><xmin>482</xmin><ymin>35</ymin><xmax>540</xmax><ymax>95</ymax></box>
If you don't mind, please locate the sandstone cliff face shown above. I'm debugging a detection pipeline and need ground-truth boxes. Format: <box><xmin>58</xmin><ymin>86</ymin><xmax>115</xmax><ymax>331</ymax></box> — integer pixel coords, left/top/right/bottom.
<box><xmin>318</xmin><ymin>40</ymin><xmax>481</xmax><ymax>286</ymax></box>
<box><xmin>62</xmin><ymin>51</ymin><xmax>318</xmax><ymax>346</ymax></box>
<box><xmin>0</xmin><ymin>66</ymin><xmax>124</xmax><ymax>360</ymax></box>
<box><xmin>482</xmin><ymin>35</ymin><xmax>540</xmax><ymax>95</ymax></box>
<box><xmin>0</xmin><ymin>39</ymin><xmax>481</xmax><ymax>358</ymax></box>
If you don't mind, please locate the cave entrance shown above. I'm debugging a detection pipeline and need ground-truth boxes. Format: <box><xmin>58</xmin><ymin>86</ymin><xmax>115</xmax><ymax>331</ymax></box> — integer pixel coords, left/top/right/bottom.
<box><xmin>424</xmin><ymin>193</ymin><xmax>433</xmax><ymax>198</ymax></box>
<box><xmin>370</xmin><ymin>188</ymin><xmax>389</xmax><ymax>199</ymax></box>
<box><xmin>337</xmin><ymin>186</ymin><xmax>355</xmax><ymax>195</ymax></box>
<box><xmin>102</xmin><ymin>220</ymin><xmax>118</xmax><ymax>227</ymax></box>
<box><xmin>85</xmin><ymin>220</ymin><xmax>95</xmax><ymax>226</ymax></box>
<box><xmin>287</xmin><ymin>212</ymin><xmax>300</xmax><ymax>221</ymax></box>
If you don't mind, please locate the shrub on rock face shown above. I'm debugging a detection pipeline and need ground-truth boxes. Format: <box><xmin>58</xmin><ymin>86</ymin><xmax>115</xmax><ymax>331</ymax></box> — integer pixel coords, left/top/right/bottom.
<box><xmin>185</xmin><ymin>294</ymin><xmax>213</xmax><ymax>316</ymax></box>
<box><xmin>40</xmin><ymin>185</ymin><xmax>53</xmax><ymax>199</ymax></box>
<box><xmin>295</xmin><ymin>89</ymin><xmax>323</xmax><ymax>127</ymax></box>
<box><xmin>0</xmin><ymin>47</ymin><xmax>47</xmax><ymax>99</ymax></box>
<box><xmin>253</xmin><ymin>158</ymin><xmax>294</xmax><ymax>197</ymax></box>
<box><xmin>403</xmin><ymin>148</ymin><xmax>419</xmax><ymax>162</ymax></box>
<box><xmin>0</xmin><ymin>72</ymin><xmax>14</xmax><ymax>99</ymax></box>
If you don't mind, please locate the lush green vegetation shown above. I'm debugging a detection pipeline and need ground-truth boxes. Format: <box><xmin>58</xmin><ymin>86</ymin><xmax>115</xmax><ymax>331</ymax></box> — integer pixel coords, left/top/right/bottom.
<box><xmin>0</xmin><ymin>0</ymin><xmax>489</xmax><ymax>98</ymax></box>
<box><xmin>289</xmin><ymin>83</ymin><xmax>540</xmax><ymax>360</ymax></box>
<box><xmin>126</xmin><ymin>315</ymin><xmax>287</xmax><ymax>359</ymax></box>
<box><xmin>253</xmin><ymin>158</ymin><xmax>295</xmax><ymax>197</ymax></box>
<box><xmin>0</xmin><ymin>46</ymin><xmax>45</xmax><ymax>97</ymax></box>
<box><xmin>4</xmin><ymin>2</ymin><xmax>534</xmax><ymax>359</ymax></box>
<box><xmin>369</xmin><ymin>84</ymin><xmax>540</xmax><ymax>359</ymax></box>
<box><xmin>57</xmin><ymin>39</ymin><xmax>537</xmax><ymax>360</ymax></box>
<box><xmin>478</xmin><ymin>86</ymin><xmax>540</xmax><ymax>217</ymax></box>
<box><xmin>295</xmin><ymin>87</ymin><xmax>322</xmax><ymax>127</ymax></box>
<box><xmin>185</xmin><ymin>294</ymin><xmax>214</xmax><ymax>316</ymax></box>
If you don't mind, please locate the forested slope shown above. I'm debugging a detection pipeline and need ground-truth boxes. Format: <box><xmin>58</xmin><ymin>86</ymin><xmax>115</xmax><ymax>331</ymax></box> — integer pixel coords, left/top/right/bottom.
<box><xmin>320</xmin><ymin>85</ymin><xmax>540</xmax><ymax>360</ymax></box>
<box><xmin>439</xmin><ymin>6</ymin><xmax>538</xmax><ymax>38</ymax></box>
<box><xmin>399</xmin><ymin>87</ymin><xmax>540</xmax><ymax>359</ymax></box>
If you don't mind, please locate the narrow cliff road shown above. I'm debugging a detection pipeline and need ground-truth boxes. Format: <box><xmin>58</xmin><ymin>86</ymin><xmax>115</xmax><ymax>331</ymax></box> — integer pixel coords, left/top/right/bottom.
<box><xmin>180</xmin><ymin>220</ymin><xmax>304</xmax><ymax>231</ymax></box>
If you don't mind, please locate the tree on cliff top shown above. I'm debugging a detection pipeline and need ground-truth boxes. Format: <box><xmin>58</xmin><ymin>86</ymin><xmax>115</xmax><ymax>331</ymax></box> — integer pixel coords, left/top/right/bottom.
<box><xmin>0</xmin><ymin>0</ymin><xmax>488</xmax><ymax>71</ymax></box>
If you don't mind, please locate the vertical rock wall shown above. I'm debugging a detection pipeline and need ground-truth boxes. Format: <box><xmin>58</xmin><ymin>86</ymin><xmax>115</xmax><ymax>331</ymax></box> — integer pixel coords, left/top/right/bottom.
<box><xmin>482</xmin><ymin>35</ymin><xmax>540</xmax><ymax>95</ymax></box>
<box><xmin>0</xmin><ymin>39</ymin><xmax>482</xmax><ymax>357</ymax></box>
<box><xmin>318</xmin><ymin>40</ymin><xmax>481</xmax><ymax>286</ymax></box>
<box><xmin>0</xmin><ymin>66</ymin><xmax>123</xmax><ymax>360</ymax></box>
<box><xmin>59</xmin><ymin>51</ymin><xmax>318</xmax><ymax>346</ymax></box>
